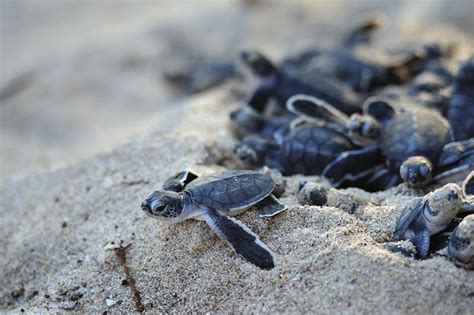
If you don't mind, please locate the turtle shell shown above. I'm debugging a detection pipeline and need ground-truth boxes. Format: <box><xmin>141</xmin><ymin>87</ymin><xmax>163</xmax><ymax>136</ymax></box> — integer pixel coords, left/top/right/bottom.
<box><xmin>267</xmin><ymin>125</ymin><xmax>355</xmax><ymax>175</ymax></box>
<box><xmin>379</xmin><ymin>106</ymin><xmax>452</xmax><ymax>169</ymax></box>
<box><xmin>185</xmin><ymin>170</ymin><xmax>275</xmax><ymax>212</ymax></box>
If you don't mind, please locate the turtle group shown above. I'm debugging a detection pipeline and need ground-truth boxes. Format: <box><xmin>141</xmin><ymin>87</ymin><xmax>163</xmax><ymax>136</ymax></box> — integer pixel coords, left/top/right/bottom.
<box><xmin>140</xmin><ymin>16</ymin><xmax>473</xmax><ymax>270</ymax></box>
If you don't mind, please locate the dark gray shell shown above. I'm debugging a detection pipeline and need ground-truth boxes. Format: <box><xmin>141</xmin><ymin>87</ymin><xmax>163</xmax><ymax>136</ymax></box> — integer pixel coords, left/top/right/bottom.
<box><xmin>267</xmin><ymin>125</ymin><xmax>355</xmax><ymax>175</ymax></box>
<box><xmin>379</xmin><ymin>106</ymin><xmax>452</xmax><ymax>169</ymax></box>
<box><xmin>186</xmin><ymin>170</ymin><xmax>275</xmax><ymax>212</ymax></box>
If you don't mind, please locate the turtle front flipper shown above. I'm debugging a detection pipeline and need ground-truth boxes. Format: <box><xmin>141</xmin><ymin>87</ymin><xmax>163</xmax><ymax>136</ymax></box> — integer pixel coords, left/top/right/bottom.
<box><xmin>434</xmin><ymin>139</ymin><xmax>474</xmax><ymax>184</ymax></box>
<box><xmin>256</xmin><ymin>194</ymin><xmax>286</xmax><ymax>217</ymax></box>
<box><xmin>463</xmin><ymin>171</ymin><xmax>474</xmax><ymax>196</ymax></box>
<box><xmin>411</xmin><ymin>219</ymin><xmax>431</xmax><ymax>258</ymax></box>
<box><xmin>162</xmin><ymin>169</ymin><xmax>200</xmax><ymax>192</ymax></box>
<box><xmin>393</xmin><ymin>200</ymin><xmax>430</xmax><ymax>258</ymax></box>
<box><xmin>343</xmin><ymin>14</ymin><xmax>385</xmax><ymax>48</ymax></box>
<box><xmin>461</xmin><ymin>172</ymin><xmax>474</xmax><ymax>214</ymax></box>
<box><xmin>322</xmin><ymin>145</ymin><xmax>383</xmax><ymax>187</ymax></box>
<box><xmin>202</xmin><ymin>207</ymin><xmax>275</xmax><ymax>269</ymax></box>
<box><xmin>286</xmin><ymin>94</ymin><xmax>350</xmax><ymax>127</ymax></box>
<box><xmin>362</xmin><ymin>167</ymin><xmax>400</xmax><ymax>192</ymax></box>
<box><xmin>245</xmin><ymin>85</ymin><xmax>275</xmax><ymax>113</ymax></box>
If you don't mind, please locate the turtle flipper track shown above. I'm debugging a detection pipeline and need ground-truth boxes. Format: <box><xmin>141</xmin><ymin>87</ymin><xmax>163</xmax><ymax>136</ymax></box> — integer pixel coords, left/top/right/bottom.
<box><xmin>287</xmin><ymin>94</ymin><xmax>349</xmax><ymax>127</ymax></box>
<box><xmin>202</xmin><ymin>208</ymin><xmax>275</xmax><ymax>269</ymax></box>
<box><xmin>256</xmin><ymin>194</ymin><xmax>286</xmax><ymax>217</ymax></box>
<box><xmin>322</xmin><ymin>145</ymin><xmax>382</xmax><ymax>187</ymax></box>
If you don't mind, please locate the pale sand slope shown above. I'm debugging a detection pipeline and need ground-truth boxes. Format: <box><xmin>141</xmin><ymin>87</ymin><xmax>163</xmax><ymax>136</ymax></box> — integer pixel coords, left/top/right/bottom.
<box><xmin>1</xmin><ymin>89</ymin><xmax>473</xmax><ymax>313</ymax></box>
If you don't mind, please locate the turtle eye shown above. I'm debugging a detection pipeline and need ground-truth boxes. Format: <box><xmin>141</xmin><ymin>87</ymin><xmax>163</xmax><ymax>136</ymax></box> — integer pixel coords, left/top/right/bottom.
<box><xmin>153</xmin><ymin>205</ymin><xmax>166</xmax><ymax>214</ymax></box>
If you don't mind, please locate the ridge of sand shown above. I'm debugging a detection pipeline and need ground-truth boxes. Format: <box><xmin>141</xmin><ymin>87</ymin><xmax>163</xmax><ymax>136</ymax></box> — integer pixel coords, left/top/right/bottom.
<box><xmin>1</xmin><ymin>89</ymin><xmax>472</xmax><ymax>313</ymax></box>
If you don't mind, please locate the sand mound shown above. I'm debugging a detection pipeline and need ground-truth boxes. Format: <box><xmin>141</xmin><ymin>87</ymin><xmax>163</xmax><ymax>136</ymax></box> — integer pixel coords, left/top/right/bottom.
<box><xmin>1</xmin><ymin>90</ymin><xmax>472</xmax><ymax>313</ymax></box>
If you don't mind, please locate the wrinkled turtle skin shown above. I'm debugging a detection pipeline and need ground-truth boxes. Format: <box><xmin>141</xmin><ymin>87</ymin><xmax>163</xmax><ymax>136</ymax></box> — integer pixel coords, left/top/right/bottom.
<box><xmin>235</xmin><ymin>125</ymin><xmax>356</xmax><ymax>176</ymax></box>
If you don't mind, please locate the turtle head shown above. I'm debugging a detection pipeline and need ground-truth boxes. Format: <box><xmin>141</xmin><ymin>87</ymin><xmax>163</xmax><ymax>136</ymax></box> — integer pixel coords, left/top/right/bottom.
<box><xmin>298</xmin><ymin>181</ymin><xmax>328</xmax><ymax>206</ymax></box>
<box><xmin>347</xmin><ymin>113</ymin><xmax>381</xmax><ymax>145</ymax></box>
<box><xmin>400</xmin><ymin>156</ymin><xmax>433</xmax><ymax>188</ymax></box>
<box><xmin>234</xmin><ymin>135</ymin><xmax>274</xmax><ymax>166</ymax></box>
<box><xmin>229</xmin><ymin>106</ymin><xmax>265</xmax><ymax>138</ymax></box>
<box><xmin>448</xmin><ymin>215</ymin><xmax>474</xmax><ymax>269</ymax></box>
<box><xmin>141</xmin><ymin>190</ymin><xmax>184</xmax><ymax>223</ymax></box>
<box><xmin>423</xmin><ymin>183</ymin><xmax>462</xmax><ymax>232</ymax></box>
<box><xmin>239</xmin><ymin>50</ymin><xmax>277</xmax><ymax>79</ymax></box>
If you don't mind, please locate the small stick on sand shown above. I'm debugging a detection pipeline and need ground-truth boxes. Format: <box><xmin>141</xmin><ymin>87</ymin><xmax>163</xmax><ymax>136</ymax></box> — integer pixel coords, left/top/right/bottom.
<box><xmin>112</xmin><ymin>244</ymin><xmax>145</xmax><ymax>312</ymax></box>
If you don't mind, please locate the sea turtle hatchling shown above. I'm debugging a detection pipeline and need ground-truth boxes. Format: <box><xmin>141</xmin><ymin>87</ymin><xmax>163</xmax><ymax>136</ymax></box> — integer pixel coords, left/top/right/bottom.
<box><xmin>448</xmin><ymin>214</ymin><xmax>474</xmax><ymax>269</ymax></box>
<box><xmin>233</xmin><ymin>121</ymin><xmax>358</xmax><ymax>176</ymax></box>
<box><xmin>392</xmin><ymin>172</ymin><xmax>474</xmax><ymax>259</ymax></box>
<box><xmin>287</xmin><ymin>94</ymin><xmax>473</xmax><ymax>190</ymax></box>
<box><xmin>140</xmin><ymin>170</ymin><xmax>286</xmax><ymax>269</ymax></box>
<box><xmin>238</xmin><ymin>50</ymin><xmax>361</xmax><ymax>116</ymax></box>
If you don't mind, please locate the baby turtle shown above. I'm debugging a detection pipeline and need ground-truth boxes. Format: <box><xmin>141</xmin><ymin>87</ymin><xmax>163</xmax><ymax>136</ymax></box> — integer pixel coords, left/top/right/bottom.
<box><xmin>392</xmin><ymin>173</ymin><xmax>474</xmax><ymax>258</ymax></box>
<box><xmin>287</xmin><ymin>94</ymin><xmax>464</xmax><ymax>190</ymax></box>
<box><xmin>238</xmin><ymin>50</ymin><xmax>361</xmax><ymax>115</ymax></box>
<box><xmin>447</xmin><ymin>55</ymin><xmax>474</xmax><ymax>141</ymax></box>
<box><xmin>234</xmin><ymin>121</ymin><xmax>358</xmax><ymax>176</ymax></box>
<box><xmin>229</xmin><ymin>105</ymin><xmax>293</xmax><ymax>140</ymax></box>
<box><xmin>448</xmin><ymin>214</ymin><xmax>474</xmax><ymax>269</ymax></box>
<box><xmin>141</xmin><ymin>170</ymin><xmax>286</xmax><ymax>269</ymax></box>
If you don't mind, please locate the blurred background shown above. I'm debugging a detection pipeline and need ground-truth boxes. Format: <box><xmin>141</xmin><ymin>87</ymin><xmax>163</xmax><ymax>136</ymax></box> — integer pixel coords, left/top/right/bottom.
<box><xmin>1</xmin><ymin>0</ymin><xmax>473</xmax><ymax>184</ymax></box>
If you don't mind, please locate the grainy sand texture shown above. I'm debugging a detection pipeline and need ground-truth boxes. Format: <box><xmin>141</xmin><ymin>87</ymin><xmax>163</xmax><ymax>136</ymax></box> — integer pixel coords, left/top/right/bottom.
<box><xmin>1</xmin><ymin>1</ymin><xmax>473</xmax><ymax>313</ymax></box>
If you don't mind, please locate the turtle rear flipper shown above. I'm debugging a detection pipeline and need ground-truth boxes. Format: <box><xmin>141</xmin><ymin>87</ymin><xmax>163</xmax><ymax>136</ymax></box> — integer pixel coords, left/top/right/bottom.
<box><xmin>162</xmin><ymin>169</ymin><xmax>200</xmax><ymax>192</ymax></box>
<box><xmin>256</xmin><ymin>194</ymin><xmax>286</xmax><ymax>217</ymax></box>
<box><xmin>202</xmin><ymin>207</ymin><xmax>275</xmax><ymax>270</ymax></box>
<box><xmin>437</xmin><ymin>138</ymin><xmax>474</xmax><ymax>169</ymax></box>
<box><xmin>322</xmin><ymin>145</ymin><xmax>382</xmax><ymax>187</ymax></box>
<box><xmin>286</xmin><ymin>94</ymin><xmax>350</xmax><ymax>127</ymax></box>
<box><xmin>245</xmin><ymin>85</ymin><xmax>274</xmax><ymax>113</ymax></box>
<box><xmin>363</xmin><ymin>97</ymin><xmax>396</xmax><ymax>123</ymax></box>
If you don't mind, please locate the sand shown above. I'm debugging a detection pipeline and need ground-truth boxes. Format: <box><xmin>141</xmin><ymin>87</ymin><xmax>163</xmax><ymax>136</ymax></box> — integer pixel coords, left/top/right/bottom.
<box><xmin>1</xmin><ymin>1</ymin><xmax>474</xmax><ymax>314</ymax></box>
<box><xmin>1</xmin><ymin>89</ymin><xmax>473</xmax><ymax>313</ymax></box>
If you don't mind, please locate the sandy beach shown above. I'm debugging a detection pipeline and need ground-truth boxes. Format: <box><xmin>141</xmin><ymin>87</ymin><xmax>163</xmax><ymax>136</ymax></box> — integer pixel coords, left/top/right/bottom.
<box><xmin>1</xmin><ymin>0</ymin><xmax>473</xmax><ymax>313</ymax></box>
